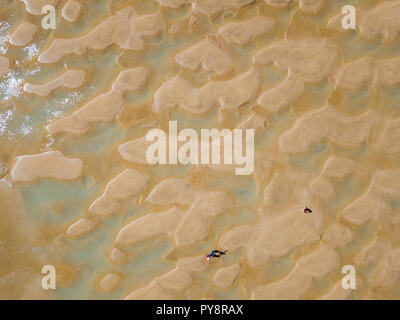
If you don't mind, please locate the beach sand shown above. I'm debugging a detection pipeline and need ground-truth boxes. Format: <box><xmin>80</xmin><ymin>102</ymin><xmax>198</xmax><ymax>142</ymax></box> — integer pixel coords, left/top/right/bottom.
<box><xmin>0</xmin><ymin>0</ymin><xmax>399</xmax><ymax>299</ymax></box>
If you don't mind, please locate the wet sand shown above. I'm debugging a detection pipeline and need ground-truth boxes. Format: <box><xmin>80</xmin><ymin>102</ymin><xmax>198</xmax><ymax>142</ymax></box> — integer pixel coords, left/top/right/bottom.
<box><xmin>0</xmin><ymin>0</ymin><xmax>400</xmax><ymax>299</ymax></box>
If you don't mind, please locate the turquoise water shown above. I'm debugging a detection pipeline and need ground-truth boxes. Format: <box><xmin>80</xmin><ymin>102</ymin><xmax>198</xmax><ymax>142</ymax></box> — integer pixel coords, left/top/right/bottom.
<box><xmin>2</xmin><ymin>0</ymin><xmax>400</xmax><ymax>300</ymax></box>
<box><xmin>59</xmin><ymin>122</ymin><xmax>126</xmax><ymax>156</ymax></box>
<box><xmin>289</xmin><ymin>140</ymin><xmax>333</xmax><ymax>174</ymax></box>
<box><xmin>19</xmin><ymin>177</ymin><xmax>99</xmax><ymax>227</ymax></box>
<box><xmin>341</xmin><ymin>220</ymin><xmax>377</xmax><ymax>257</ymax></box>
<box><xmin>324</xmin><ymin>176</ymin><xmax>366</xmax><ymax>220</ymax></box>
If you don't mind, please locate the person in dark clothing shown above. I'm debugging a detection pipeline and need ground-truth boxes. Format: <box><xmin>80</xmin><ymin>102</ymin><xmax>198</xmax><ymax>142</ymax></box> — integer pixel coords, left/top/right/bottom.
<box><xmin>303</xmin><ymin>206</ymin><xmax>312</xmax><ymax>213</ymax></box>
<box><xmin>206</xmin><ymin>250</ymin><xmax>228</xmax><ymax>260</ymax></box>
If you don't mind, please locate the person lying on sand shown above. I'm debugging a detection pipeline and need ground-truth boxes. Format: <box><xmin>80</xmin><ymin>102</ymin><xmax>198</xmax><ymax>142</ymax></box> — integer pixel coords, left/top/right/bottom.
<box><xmin>303</xmin><ymin>206</ymin><xmax>312</xmax><ymax>213</ymax></box>
<box><xmin>206</xmin><ymin>250</ymin><xmax>228</xmax><ymax>260</ymax></box>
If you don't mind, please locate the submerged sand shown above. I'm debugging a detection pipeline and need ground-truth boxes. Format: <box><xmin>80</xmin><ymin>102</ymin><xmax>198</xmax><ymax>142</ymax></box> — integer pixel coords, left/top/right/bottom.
<box><xmin>0</xmin><ymin>0</ymin><xmax>400</xmax><ymax>299</ymax></box>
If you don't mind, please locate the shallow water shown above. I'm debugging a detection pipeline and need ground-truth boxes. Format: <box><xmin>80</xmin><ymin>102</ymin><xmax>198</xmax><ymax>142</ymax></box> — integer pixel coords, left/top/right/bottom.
<box><xmin>1</xmin><ymin>0</ymin><xmax>400</xmax><ymax>300</ymax></box>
